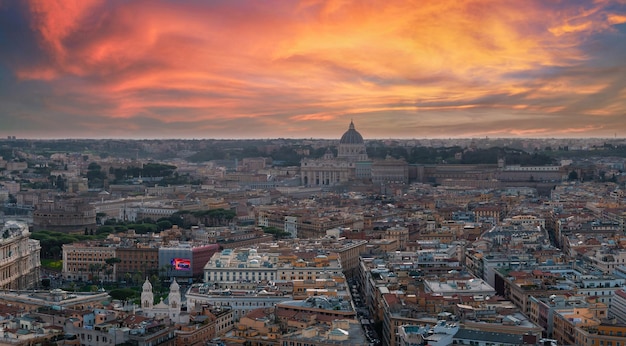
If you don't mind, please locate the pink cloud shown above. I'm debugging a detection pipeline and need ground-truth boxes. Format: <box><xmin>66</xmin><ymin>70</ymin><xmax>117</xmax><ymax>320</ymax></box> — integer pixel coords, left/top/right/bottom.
<box><xmin>6</xmin><ymin>0</ymin><xmax>626</xmax><ymax>138</ymax></box>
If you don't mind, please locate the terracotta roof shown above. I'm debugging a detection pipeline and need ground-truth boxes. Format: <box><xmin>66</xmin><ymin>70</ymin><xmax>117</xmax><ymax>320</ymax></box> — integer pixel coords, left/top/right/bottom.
<box><xmin>122</xmin><ymin>314</ymin><xmax>150</xmax><ymax>328</ymax></box>
<box><xmin>383</xmin><ymin>293</ymin><xmax>400</xmax><ymax>306</ymax></box>
<box><xmin>508</xmin><ymin>271</ymin><xmax>532</xmax><ymax>279</ymax></box>
<box><xmin>244</xmin><ymin>308</ymin><xmax>269</xmax><ymax>320</ymax></box>
<box><xmin>276</xmin><ymin>308</ymin><xmax>298</xmax><ymax>319</ymax></box>
<box><xmin>0</xmin><ymin>304</ymin><xmax>22</xmax><ymax>315</ymax></box>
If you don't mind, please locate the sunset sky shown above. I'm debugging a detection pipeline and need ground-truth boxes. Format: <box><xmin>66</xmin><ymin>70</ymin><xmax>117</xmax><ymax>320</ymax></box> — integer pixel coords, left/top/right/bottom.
<box><xmin>1</xmin><ymin>0</ymin><xmax>625</xmax><ymax>139</ymax></box>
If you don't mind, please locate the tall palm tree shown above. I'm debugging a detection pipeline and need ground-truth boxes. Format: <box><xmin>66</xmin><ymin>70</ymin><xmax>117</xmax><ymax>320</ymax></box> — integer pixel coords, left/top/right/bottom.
<box><xmin>159</xmin><ymin>264</ymin><xmax>171</xmax><ymax>279</ymax></box>
<box><xmin>105</xmin><ymin>257</ymin><xmax>121</xmax><ymax>282</ymax></box>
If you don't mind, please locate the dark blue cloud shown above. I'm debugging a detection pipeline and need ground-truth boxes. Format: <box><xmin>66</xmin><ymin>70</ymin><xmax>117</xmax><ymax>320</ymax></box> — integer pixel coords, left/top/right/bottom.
<box><xmin>0</xmin><ymin>2</ymin><xmax>48</xmax><ymax>71</ymax></box>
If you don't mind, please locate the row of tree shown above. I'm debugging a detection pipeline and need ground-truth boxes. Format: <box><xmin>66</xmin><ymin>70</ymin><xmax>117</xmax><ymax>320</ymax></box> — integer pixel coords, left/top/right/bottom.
<box><xmin>84</xmin><ymin>257</ymin><xmax>121</xmax><ymax>282</ymax></box>
<box><xmin>87</xmin><ymin>162</ymin><xmax>179</xmax><ymax>188</ymax></box>
<box><xmin>106</xmin><ymin>163</ymin><xmax>178</xmax><ymax>180</ymax></box>
<box><xmin>167</xmin><ymin>209</ymin><xmax>236</xmax><ymax>228</ymax></box>
<box><xmin>32</xmin><ymin>209</ymin><xmax>236</xmax><ymax>259</ymax></box>
<box><xmin>261</xmin><ymin>226</ymin><xmax>291</xmax><ymax>239</ymax></box>
<box><xmin>188</xmin><ymin>144</ymin><xmax>558</xmax><ymax>166</ymax></box>
<box><xmin>30</xmin><ymin>230</ymin><xmax>110</xmax><ymax>259</ymax></box>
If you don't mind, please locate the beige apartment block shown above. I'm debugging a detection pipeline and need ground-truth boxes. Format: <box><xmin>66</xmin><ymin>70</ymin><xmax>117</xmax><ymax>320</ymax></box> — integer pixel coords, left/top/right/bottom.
<box><xmin>62</xmin><ymin>242</ymin><xmax>117</xmax><ymax>282</ymax></box>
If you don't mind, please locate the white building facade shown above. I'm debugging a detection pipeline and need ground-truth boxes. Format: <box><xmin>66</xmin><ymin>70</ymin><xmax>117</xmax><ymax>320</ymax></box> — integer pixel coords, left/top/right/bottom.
<box><xmin>0</xmin><ymin>221</ymin><xmax>41</xmax><ymax>289</ymax></box>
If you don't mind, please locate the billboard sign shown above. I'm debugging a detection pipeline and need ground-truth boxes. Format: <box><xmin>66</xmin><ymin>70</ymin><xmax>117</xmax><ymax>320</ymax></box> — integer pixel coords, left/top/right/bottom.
<box><xmin>171</xmin><ymin>258</ymin><xmax>191</xmax><ymax>271</ymax></box>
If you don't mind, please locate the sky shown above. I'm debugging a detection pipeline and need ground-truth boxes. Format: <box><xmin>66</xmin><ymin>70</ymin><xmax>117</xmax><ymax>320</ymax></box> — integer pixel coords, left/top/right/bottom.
<box><xmin>0</xmin><ymin>0</ymin><xmax>626</xmax><ymax>140</ymax></box>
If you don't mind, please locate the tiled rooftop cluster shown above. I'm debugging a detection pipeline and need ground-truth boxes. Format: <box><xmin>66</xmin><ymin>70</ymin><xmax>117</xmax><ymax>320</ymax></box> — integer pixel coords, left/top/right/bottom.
<box><xmin>3</xmin><ymin>136</ymin><xmax>626</xmax><ymax>345</ymax></box>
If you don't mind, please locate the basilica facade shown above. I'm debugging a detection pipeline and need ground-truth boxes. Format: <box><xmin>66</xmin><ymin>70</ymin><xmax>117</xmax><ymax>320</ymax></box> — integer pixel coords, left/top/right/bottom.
<box><xmin>300</xmin><ymin>121</ymin><xmax>370</xmax><ymax>186</ymax></box>
<box><xmin>140</xmin><ymin>278</ymin><xmax>188</xmax><ymax>324</ymax></box>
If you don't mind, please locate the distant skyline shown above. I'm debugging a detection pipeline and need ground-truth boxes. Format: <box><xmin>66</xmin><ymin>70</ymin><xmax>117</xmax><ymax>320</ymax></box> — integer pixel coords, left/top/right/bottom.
<box><xmin>1</xmin><ymin>0</ymin><xmax>626</xmax><ymax>140</ymax></box>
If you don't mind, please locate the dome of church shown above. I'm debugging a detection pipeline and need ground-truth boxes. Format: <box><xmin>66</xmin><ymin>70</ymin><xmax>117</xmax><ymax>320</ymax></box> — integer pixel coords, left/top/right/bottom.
<box><xmin>142</xmin><ymin>278</ymin><xmax>153</xmax><ymax>291</ymax></box>
<box><xmin>339</xmin><ymin>121</ymin><xmax>364</xmax><ymax>145</ymax></box>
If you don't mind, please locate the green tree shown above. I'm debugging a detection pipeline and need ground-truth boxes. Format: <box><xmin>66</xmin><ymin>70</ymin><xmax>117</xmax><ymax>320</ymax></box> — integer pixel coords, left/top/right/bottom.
<box><xmin>159</xmin><ymin>264</ymin><xmax>171</xmax><ymax>278</ymax></box>
<box><xmin>105</xmin><ymin>257</ymin><xmax>121</xmax><ymax>266</ymax></box>
<box><xmin>127</xmin><ymin>223</ymin><xmax>157</xmax><ymax>234</ymax></box>
<box><xmin>49</xmin><ymin>245</ymin><xmax>61</xmax><ymax>258</ymax></box>
<box><xmin>124</xmin><ymin>272</ymin><xmax>132</xmax><ymax>285</ymax></box>
<box><xmin>89</xmin><ymin>263</ymin><xmax>104</xmax><ymax>282</ymax></box>
<box><xmin>132</xmin><ymin>272</ymin><xmax>144</xmax><ymax>286</ymax></box>
<box><xmin>105</xmin><ymin>257</ymin><xmax>121</xmax><ymax>282</ymax></box>
<box><xmin>157</xmin><ymin>220</ymin><xmax>173</xmax><ymax>231</ymax></box>
<box><xmin>188</xmin><ymin>209</ymin><xmax>236</xmax><ymax>227</ymax></box>
<box><xmin>187</xmin><ymin>149</ymin><xmax>226</xmax><ymax>162</ymax></box>
<box><xmin>142</xmin><ymin>163</ymin><xmax>177</xmax><ymax>178</ymax></box>
<box><xmin>104</xmin><ymin>268</ymin><xmax>113</xmax><ymax>282</ymax></box>
<box><xmin>262</xmin><ymin>226</ymin><xmax>291</xmax><ymax>239</ymax></box>
<box><xmin>86</xmin><ymin>162</ymin><xmax>106</xmax><ymax>188</ymax></box>
<box><xmin>96</xmin><ymin>225</ymin><xmax>115</xmax><ymax>234</ymax></box>
<box><xmin>109</xmin><ymin>288</ymin><xmax>138</xmax><ymax>301</ymax></box>
<box><xmin>150</xmin><ymin>274</ymin><xmax>162</xmax><ymax>294</ymax></box>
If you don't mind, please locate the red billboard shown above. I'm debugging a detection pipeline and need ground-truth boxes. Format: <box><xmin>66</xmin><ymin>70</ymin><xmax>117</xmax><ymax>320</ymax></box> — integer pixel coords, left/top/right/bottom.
<box><xmin>171</xmin><ymin>258</ymin><xmax>191</xmax><ymax>271</ymax></box>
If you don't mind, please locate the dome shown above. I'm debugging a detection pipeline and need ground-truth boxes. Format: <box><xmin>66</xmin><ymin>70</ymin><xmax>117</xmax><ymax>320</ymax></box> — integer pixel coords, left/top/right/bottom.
<box><xmin>170</xmin><ymin>279</ymin><xmax>180</xmax><ymax>292</ymax></box>
<box><xmin>339</xmin><ymin>121</ymin><xmax>364</xmax><ymax>145</ymax></box>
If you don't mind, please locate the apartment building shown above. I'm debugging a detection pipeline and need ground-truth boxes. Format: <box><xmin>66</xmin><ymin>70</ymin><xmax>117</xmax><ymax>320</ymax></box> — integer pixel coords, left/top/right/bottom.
<box><xmin>529</xmin><ymin>294</ymin><xmax>607</xmax><ymax>338</ymax></box>
<box><xmin>116</xmin><ymin>245</ymin><xmax>159</xmax><ymax>280</ymax></box>
<box><xmin>275</xmin><ymin>296</ymin><xmax>356</xmax><ymax>326</ymax></box>
<box><xmin>158</xmin><ymin>242</ymin><xmax>220</xmax><ymax>279</ymax></box>
<box><xmin>610</xmin><ymin>289</ymin><xmax>626</xmax><ymax>323</ymax></box>
<box><xmin>62</xmin><ymin>242</ymin><xmax>117</xmax><ymax>281</ymax></box>
<box><xmin>255</xmin><ymin>207</ymin><xmax>361</xmax><ymax>238</ymax></box>
<box><xmin>577</xmin><ymin>321</ymin><xmax>626</xmax><ymax>346</ymax></box>
<box><xmin>496</xmin><ymin>265</ymin><xmax>625</xmax><ymax>316</ymax></box>
<box><xmin>203</xmin><ymin>245</ymin><xmax>343</xmax><ymax>284</ymax></box>
<box><xmin>588</xmin><ymin>249</ymin><xmax>626</xmax><ymax>274</ymax></box>
<box><xmin>278</xmin><ymin>319</ymin><xmax>368</xmax><ymax>346</ymax></box>
<box><xmin>0</xmin><ymin>221</ymin><xmax>41</xmax><ymax>290</ymax></box>
<box><xmin>371</xmin><ymin>157</ymin><xmax>409</xmax><ymax>185</ymax></box>
<box><xmin>552</xmin><ymin>303</ymin><xmax>610</xmax><ymax>346</ymax></box>
<box><xmin>423</xmin><ymin>277</ymin><xmax>496</xmax><ymax>297</ymax></box>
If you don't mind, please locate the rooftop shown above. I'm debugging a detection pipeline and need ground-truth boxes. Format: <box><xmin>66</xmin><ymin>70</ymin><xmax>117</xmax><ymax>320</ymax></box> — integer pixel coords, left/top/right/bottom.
<box><xmin>424</xmin><ymin>278</ymin><xmax>496</xmax><ymax>296</ymax></box>
<box><xmin>277</xmin><ymin>296</ymin><xmax>354</xmax><ymax>312</ymax></box>
<box><xmin>453</xmin><ymin>328</ymin><xmax>525</xmax><ymax>344</ymax></box>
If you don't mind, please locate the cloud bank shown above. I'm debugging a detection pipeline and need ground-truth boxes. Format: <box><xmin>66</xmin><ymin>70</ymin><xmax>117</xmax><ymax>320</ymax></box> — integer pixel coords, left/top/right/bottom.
<box><xmin>1</xmin><ymin>0</ymin><xmax>625</xmax><ymax>139</ymax></box>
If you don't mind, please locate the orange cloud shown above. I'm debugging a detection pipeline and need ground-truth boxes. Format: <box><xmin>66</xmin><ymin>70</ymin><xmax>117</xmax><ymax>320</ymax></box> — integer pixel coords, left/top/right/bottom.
<box><xmin>607</xmin><ymin>13</ymin><xmax>626</xmax><ymax>24</ymax></box>
<box><xmin>27</xmin><ymin>0</ymin><xmax>104</xmax><ymax>66</ymax></box>
<box><xmin>3</xmin><ymin>0</ymin><xmax>625</xmax><ymax>138</ymax></box>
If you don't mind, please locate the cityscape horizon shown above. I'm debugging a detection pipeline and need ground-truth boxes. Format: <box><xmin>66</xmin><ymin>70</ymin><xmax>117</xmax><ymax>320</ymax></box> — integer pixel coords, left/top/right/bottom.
<box><xmin>3</xmin><ymin>135</ymin><xmax>626</xmax><ymax>141</ymax></box>
<box><xmin>2</xmin><ymin>70</ymin><xmax>626</xmax><ymax>345</ymax></box>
